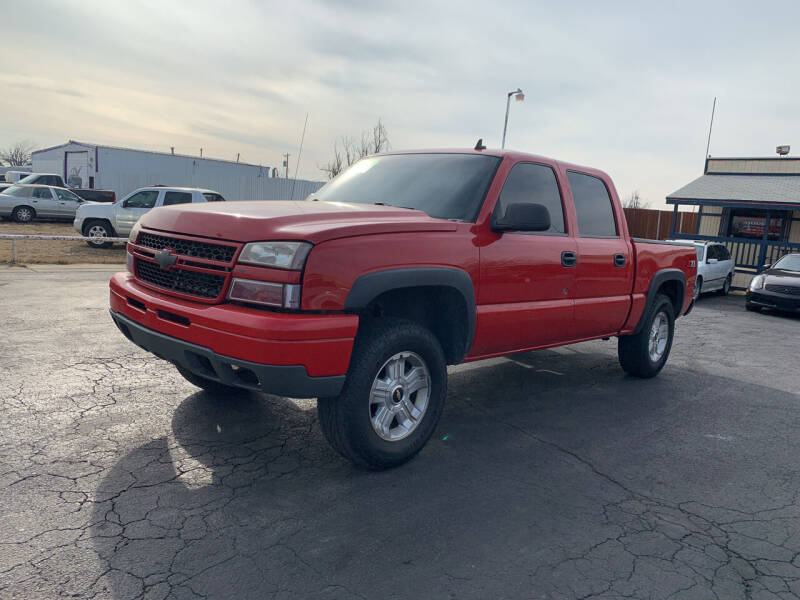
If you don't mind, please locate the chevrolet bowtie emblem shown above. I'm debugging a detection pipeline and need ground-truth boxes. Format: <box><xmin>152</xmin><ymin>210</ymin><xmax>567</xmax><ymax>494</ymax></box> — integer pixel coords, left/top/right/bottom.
<box><xmin>155</xmin><ymin>249</ymin><xmax>178</xmax><ymax>270</ymax></box>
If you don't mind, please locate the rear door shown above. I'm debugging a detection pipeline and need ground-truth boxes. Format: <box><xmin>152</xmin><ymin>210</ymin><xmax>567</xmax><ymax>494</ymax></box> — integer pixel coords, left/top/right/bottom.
<box><xmin>473</xmin><ymin>161</ymin><xmax>577</xmax><ymax>355</ymax></box>
<box><xmin>162</xmin><ymin>190</ymin><xmax>193</xmax><ymax>206</ymax></box>
<box><xmin>569</xmin><ymin>171</ymin><xmax>634</xmax><ymax>339</ymax></box>
<box><xmin>31</xmin><ymin>187</ymin><xmax>59</xmax><ymax>217</ymax></box>
<box><xmin>115</xmin><ymin>189</ymin><xmax>161</xmax><ymax>234</ymax></box>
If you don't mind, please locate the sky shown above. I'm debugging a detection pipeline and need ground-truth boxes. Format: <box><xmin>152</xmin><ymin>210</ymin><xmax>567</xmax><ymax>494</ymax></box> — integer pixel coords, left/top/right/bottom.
<box><xmin>1</xmin><ymin>0</ymin><xmax>798</xmax><ymax>209</ymax></box>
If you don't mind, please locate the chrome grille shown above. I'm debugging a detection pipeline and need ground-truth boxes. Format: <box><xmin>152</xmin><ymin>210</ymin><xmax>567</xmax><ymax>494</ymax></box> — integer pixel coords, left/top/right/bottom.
<box><xmin>136</xmin><ymin>259</ymin><xmax>225</xmax><ymax>299</ymax></box>
<box><xmin>765</xmin><ymin>284</ymin><xmax>800</xmax><ymax>296</ymax></box>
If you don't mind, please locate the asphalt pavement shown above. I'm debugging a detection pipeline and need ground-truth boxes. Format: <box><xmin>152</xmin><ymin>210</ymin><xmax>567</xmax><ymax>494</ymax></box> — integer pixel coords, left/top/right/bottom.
<box><xmin>2</xmin><ymin>264</ymin><xmax>800</xmax><ymax>599</ymax></box>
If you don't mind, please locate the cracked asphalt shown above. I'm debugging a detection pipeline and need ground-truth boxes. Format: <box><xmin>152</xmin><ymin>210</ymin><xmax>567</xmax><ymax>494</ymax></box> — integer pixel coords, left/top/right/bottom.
<box><xmin>2</xmin><ymin>264</ymin><xmax>800</xmax><ymax>599</ymax></box>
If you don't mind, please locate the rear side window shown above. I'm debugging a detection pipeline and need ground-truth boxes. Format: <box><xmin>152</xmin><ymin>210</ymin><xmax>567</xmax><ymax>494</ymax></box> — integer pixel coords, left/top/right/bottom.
<box><xmin>6</xmin><ymin>185</ymin><xmax>33</xmax><ymax>197</ymax></box>
<box><xmin>718</xmin><ymin>245</ymin><xmax>731</xmax><ymax>260</ymax></box>
<box><xmin>163</xmin><ymin>191</ymin><xmax>193</xmax><ymax>206</ymax></box>
<box><xmin>203</xmin><ymin>193</ymin><xmax>225</xmax><ymax>202</ymax></box>
<box><xmin>494</xmin><ymin>163</ymin><xmax>565</xmax><ymax>234</ymax></box>
<box><xmin>43</xmin><ymin>176</ymin><xmax>61</xmax><ymax>186</ymax></box>
<box><xmin>567</xmin><ymin>171</ymin><xmax>618</xmax><ymax>237</ymax></box>
<box><xmin>33</xmin><ymin>188</ymin><xmax>52</xmax><ymax>199</ymax></box>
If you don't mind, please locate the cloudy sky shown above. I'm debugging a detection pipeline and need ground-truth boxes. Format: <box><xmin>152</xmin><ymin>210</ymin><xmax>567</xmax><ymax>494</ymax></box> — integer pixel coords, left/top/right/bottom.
<box><xmin>1</xmin><ymin>0</ymin><xmax>798</xmax><ymax>207</ymax></box>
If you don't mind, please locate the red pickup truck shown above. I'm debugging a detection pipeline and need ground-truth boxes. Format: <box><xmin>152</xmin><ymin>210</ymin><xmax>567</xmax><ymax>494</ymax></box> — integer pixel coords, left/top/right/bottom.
<box><xmin>109</xmin><ymin>149</ymin><xmax>696</xmax><ymax>469</ymax></box>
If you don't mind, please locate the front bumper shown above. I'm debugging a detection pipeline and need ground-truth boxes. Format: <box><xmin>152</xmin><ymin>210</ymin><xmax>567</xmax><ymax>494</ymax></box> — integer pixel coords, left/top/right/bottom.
<box><xmin>110</xmin><ymin>272</ymin><xmax>359</xmax><ymax>397</ymax></box>
<box><xmin>746</xmin><ymin>290</ymin><xmax>800</xmax><ymax>312</ymax></box>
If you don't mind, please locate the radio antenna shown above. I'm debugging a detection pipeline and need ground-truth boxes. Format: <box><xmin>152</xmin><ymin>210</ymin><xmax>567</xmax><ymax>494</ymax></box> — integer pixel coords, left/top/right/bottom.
<box><xmin>705</xmin><ymin>97</ymin><xmax>717</xmax><ymax>160</ymax></box>
<box><xmin>290</xmin><ymin>113</ymin><xmax>309</xmax><ymax>200</ymax></box>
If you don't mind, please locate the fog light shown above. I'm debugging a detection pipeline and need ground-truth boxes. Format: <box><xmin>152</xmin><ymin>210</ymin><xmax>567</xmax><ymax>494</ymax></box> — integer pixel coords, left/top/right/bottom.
<box><xmin>227</xmin><ymin>278</ymin><xmax>301</xmax><ymax>309</ymax></box>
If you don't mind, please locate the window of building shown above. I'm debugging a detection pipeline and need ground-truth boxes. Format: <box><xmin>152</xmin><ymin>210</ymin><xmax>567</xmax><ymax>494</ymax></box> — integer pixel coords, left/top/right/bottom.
<box><xmin>567</xmin><ymin>171</ymin><xmax>618</xmax><ymax>237</ymax></box>
<box><xmin>494</xmin><ymin>163</ymin><xmax>565</xmax><ymax>234</ymax></box>
<box><xmin>723</xmin><ymin>209</ymin><xmax>790</xmax><ymax>241</ymax></box>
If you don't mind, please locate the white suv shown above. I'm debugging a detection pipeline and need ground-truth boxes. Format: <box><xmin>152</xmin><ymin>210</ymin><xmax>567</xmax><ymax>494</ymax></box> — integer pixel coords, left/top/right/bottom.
<box><xmin>675</xmin><ymin>240</ymin><xmax>736</xmax><ymax>299</ymax></box>
<box><xmin>74</xmin><ymin>186</ymin><xmax>225</xmax><ymax>248</ymax></box>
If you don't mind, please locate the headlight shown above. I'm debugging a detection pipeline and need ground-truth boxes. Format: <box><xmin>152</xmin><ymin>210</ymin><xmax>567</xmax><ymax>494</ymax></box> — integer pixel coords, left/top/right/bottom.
<box><xmin>128</xmin><ymin>221</ymin><xmax>141</xmax><ymax>244</ymax></box>
<box><xmin>238</xmin><ymin>241</ymin><xmax>312</xmax><ymax>270</ymax></box>
<box><xmin>750</xmin><ymin>275</ymin><xmax>766</xmax><ymax>290</ymax></box>
<box><xmin>228</xmin><ymin>279</ymin><xmax>301</xmax><ymax>309</ymax></box>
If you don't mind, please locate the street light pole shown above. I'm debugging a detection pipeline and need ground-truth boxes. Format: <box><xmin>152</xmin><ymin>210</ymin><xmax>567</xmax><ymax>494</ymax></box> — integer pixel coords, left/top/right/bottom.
<box><xmin>501</xmin><ymin>88</ymin><xmax>524</xmax><ymax>150</ymax></box>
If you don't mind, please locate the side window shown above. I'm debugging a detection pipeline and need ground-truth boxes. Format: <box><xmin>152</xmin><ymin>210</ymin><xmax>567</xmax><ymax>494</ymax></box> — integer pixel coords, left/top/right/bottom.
<box><xmin>123</xmin><ymin>190</ymin><xmax>159</xmax><ymax>209</ymax></box>
<box><xmin>33</xmin><ymin>188</ymin><xmax>52</xmax><ymax>199</ymax></box>
<box><xmin>695</xmin><ymin>246</ymin><xmax>704</xmax><ymax>262</ymax></box>
<box><xmin>163</xmin><ymin>191</ymin><xmax>193</xmax><ymax>206</ymax></box>
<box><xmin>55</xmin><ymin>188</ymin><xmax>81</xmax><ymax>202</ymax></box>
<box><xmin>707</xmin><ymin>245</ymin><xmax>719</xmax><ymax>261</ymax></box>
<box><xmin>9</xmin><ymin>186</ymin><xmax>33</xmax><ymax>198</ymax></box>
<box><xmin>45</xmin><ymin>176</ymin><xmax>61</xmax><ymax>186</ymax></box>
<box><xmin>203</xmin><ymin>193</ymin><xmax>225</xmax><ymax>202</ymax></box>
<box><xmin>719</xmin><ymin>245</ymin><xmax>731</xmax><ymax>261</ymax></box>
<box><xmin>567</xmin><ymin>171</ymin><xmax>618</xmax><ymax>237</ymax></box>
<box><xmin>494</xmin><ymin>163</ymin><xmax>565</xmax><ymax>234</ymax></box>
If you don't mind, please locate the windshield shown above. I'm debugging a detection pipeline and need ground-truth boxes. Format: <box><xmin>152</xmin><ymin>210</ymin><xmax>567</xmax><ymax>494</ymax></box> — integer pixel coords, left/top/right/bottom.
<box><xmin>310</xmin><ymin>153</ymin><xmax>501</xmax><ymax>222</ymax></box>
<box><xmin>17</xmin><ymin>174</ymin><xmax>38</xmax><ymax>184</ymax></box>
<box><xmin>773</xmin><ymin>254</ymin><xmax>800</xmax><ymax>272</ymax></box>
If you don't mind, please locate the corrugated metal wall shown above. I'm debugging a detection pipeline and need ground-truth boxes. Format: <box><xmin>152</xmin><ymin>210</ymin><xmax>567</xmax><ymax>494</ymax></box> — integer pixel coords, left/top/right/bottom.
<box><xmin>33</xmin><ymin>142</ymin><xmax>325</xmax><ymax>201</ymax></box>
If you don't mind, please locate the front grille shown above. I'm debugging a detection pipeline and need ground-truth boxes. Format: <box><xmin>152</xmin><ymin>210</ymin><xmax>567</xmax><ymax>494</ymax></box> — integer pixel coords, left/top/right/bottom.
<box><xmin>137</xmin><ymin>232</ymin><xmax>236</xmax><ymax>262</ymax></box>
<box><xmin>765</xmin><ymin>284</ymin><xmax>800</xmax><ymax>296</ymax></box>
<box><xmin>136</xmin><ymin>259</ymin><xmax>225</xmax><ymax>299</ymax></box>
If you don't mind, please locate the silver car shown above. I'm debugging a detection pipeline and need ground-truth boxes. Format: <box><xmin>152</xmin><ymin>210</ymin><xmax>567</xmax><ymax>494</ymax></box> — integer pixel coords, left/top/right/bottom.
<box><xmin>0</xmin><ymin>184</ymin><xmax>85</xmax><ymax>223</ymax></box>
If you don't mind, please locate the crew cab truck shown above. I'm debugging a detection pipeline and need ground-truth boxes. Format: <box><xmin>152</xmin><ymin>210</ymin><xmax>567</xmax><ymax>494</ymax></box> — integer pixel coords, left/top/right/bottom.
<box><xmin>109</xmin><ymin>149</ymin><xmax>696</xmax><ymax>469</ymax></box>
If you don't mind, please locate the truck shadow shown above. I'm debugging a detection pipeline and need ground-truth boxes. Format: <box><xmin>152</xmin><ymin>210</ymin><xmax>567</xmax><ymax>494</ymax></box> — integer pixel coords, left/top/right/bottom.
<box><xmin>89</xmin><ymin>348</ymin><xmax>800</xmax><ymax>599</ymax></box>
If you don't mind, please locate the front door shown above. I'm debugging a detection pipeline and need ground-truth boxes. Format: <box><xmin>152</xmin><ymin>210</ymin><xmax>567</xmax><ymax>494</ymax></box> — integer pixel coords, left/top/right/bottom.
<box><xmin>53</xmin><ymin>187</ymin><xmax>84</xmax><ymax>219</ymax></box>
<box><xmin>115</xmin><ymin>189</ymin><xmax>161</xmax><ymax>234</ymax></box>
<box><xmin>568</xmin><ymin>171</ymin><xmax>634</xmax><ymax>339</ymax></box>
<box><xmin>473</xmin><ymin>162</ymin><xmax>577</xmax><ymax>356</ymax></box>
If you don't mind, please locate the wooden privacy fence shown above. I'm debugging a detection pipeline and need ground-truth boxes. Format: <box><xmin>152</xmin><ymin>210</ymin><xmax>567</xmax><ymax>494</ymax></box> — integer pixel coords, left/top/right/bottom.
<box><xmin>623</xmin><ymin>208</ymin><xmax>697</xmax><ymax>240</ymax></box>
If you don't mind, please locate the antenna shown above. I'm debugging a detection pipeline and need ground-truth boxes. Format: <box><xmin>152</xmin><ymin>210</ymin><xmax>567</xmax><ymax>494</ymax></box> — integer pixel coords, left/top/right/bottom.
<box><xmin>290</xmin><ymin>113</ymin><xmax>309</xmax><ymax>201</ymax></box>
<box><xmin>705</xmin><ymin>97</ymin><xmax>716</xmax><ymax>159</ymax></box>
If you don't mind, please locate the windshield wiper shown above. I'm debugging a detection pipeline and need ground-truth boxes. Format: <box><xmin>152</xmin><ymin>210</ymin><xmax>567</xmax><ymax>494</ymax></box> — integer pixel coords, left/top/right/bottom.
<box><xmin>373</xmin><ymin>202</ymin><xmax>417</xmax><ymax>211</ymax></box>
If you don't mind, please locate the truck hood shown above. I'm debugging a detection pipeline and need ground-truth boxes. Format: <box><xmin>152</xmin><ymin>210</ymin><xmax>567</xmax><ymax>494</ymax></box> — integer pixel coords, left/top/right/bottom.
<box><xmin>137</xmin><ymin>200</ymin><xmax>459</xmax><ymax>243</ymax></box>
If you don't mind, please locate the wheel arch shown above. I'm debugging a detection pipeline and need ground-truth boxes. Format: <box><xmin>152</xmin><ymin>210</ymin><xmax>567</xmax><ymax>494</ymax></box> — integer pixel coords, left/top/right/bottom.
<box><xmin>632</xmin><ymin>269</ymin><xmax>686</xmax><ymax>335</ymax></box>
<box><xmin>344</xmin><ymin>267</ymin><xmax>476</xmax><ymax>364</ymax></box>
<box><xmin>82</xmin><ymin>217</ymin><xmax>117</xmax><ymax>237</ymax></box>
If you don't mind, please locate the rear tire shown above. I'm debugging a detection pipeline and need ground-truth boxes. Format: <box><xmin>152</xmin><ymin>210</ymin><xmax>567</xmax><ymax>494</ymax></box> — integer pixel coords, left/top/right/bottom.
<box><xmin>12</xmin><ymin>206</ymin><xmax>34</xmax><ymax>223</ymax></box>
<box><xmin>83</xmin><ymin>220</ymin><xmax>114</xmax><ymax>248</ymax></box>
<box><xmin>718</xmin><ymin>274</ymin><xmax>732</xmax><ymax>296</ymax></box>
<box><xmin>175</xmin><ymin>364</ymin><xmax>245</xmax><ymax>396</ymax></box>
<box><xmin>618</xmin><ymin>294</ymin><xmax>675</xmax><ymax>378</ymax></box>
<box><xmin>317</xmin><ymin>318</ymin><xmax>447</xmax><ymax>469</ymax></box>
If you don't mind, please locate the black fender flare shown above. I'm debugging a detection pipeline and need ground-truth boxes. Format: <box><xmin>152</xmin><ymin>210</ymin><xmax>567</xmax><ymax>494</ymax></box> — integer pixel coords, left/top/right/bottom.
<box><xmin>632</xmin><ymin>268</ymin><xmax>687</xmax><ymax>335</ymax></box>
<box><xmin>344</xmin><ymin>267</ymin><xmax>477</xmax><ymax>361</ymax></box>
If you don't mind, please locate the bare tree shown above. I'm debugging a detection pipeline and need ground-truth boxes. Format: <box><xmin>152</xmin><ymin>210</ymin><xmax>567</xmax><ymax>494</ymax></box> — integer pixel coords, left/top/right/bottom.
<box><xmin>623</xmin><ymin>190</ymin><xmax>649</xmax><ymax>209</ymax></box>
<box><xmin>320</xmin><ymin>119</ymin><xmax>390</xmax><ymax>179</ymax></box>
<box><xmin>0</xmin><ymin>140</ymin><xmax>36</xmax><ymax>167</ymax></box>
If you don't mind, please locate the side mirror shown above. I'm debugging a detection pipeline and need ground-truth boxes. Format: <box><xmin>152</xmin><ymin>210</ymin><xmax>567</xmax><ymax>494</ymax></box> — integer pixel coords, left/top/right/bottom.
<box><xmin>707</xmin><ymin>258</ymin><xmax>718</xmax><ymax>264</ymax></box>
<box><xmin>493</xmin><ymin>202</ymin><xmax>551</xmax><ymax>232</ymax></box>
<box><xmin>763</xmin><ymin>264</ymin><xmax>771</xmax><ymax>270</ymax></box>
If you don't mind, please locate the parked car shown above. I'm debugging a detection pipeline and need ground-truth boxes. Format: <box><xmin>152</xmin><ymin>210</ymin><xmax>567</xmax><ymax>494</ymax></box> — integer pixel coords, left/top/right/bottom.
<box><xmin>0</xmin><ymin>184</ymin><xmax>85</xmax><ymax>223</ymax></box>
<box><xmin>109</xmin><ymin>148</ymin><xmax>697</xmax><ymax>469</ymax></box>
<box><xmin>74</xmin><ymin>186</ymin><xmax>225</xmax><ymax>248</ymax></box>
<box><xmin>74</xmin><ymin>189</ymin><xmax>116</xmax><ymax>203</ymax></box>
<box><xmin>746</xmin><ymin>253</ymin><xmax>800</xmax><ymax>313</ymax></box>
<box><xmin>672</xmin><ymin>240</ymin><xmax>735</xmax><ymax>299</ymax></box>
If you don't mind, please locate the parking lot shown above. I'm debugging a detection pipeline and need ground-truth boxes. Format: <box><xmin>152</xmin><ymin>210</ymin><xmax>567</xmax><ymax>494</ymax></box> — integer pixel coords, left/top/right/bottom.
<box><xmin>2</xmin><ymin>264</ymin><xmax>800</xmax><ymax>599</ymax></box>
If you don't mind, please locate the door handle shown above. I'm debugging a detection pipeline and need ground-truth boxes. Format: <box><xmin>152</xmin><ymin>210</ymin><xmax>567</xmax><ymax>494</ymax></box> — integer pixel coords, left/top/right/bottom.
<box><xmin>561</xmin><ymin>251</ymin><xmax>577</xmax><ymax>267</ymax></box>
<box><xmin>614</xmin><ymin>253</ymin><xmax>627</xmax><ymax>267</ymax></box>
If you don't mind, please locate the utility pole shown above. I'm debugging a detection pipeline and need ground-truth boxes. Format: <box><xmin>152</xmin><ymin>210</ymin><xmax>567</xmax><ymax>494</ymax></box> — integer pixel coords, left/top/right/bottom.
<box><xmin>282</xmin><ymin>153</ymin><xmax>291</xmax><ymax>178</ymax></box>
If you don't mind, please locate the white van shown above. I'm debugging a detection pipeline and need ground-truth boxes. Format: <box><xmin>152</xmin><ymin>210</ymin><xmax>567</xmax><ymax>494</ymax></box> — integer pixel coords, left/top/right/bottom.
<box><xmin>4</xmin><ymin>170</ymin><xmax>34</xmax><ymax>183</ymax></box>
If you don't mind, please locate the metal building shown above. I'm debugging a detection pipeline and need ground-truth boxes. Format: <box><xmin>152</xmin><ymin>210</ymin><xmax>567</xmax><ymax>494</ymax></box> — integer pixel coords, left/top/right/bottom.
<box><xmin>31</xmin><ymin>140</ymin><xmax>323</xmax><ymax>201</ymax></box>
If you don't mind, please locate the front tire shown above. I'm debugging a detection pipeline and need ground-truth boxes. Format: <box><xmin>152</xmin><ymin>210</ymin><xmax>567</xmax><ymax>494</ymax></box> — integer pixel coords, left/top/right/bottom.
<box><xmin>83</xmin><ymin>220</ymin><xmax>114</xmax><ymax>248</ymax></box>
<box><xmin>318</xmin><ymin>318</ymin><xmax>447</xmax><ymax>469</ymax></box>
<box><xmin>745</xmin><ymin>302</ymin><xmax>760</xmax><ymax>312</ymax></box>
<box><xmin>694</xmin><ymin>277</ymin><xmax>703</xmax><ymax>301</ymax></box>
<box><xmin>618</xmin><ymin>294</ymin><xmax>675</xmax><ymax>378</ymax></box>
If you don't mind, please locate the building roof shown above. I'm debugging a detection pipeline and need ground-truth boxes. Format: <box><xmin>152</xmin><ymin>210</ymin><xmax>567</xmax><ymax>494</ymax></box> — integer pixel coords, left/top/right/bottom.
<box><xmin>667</xmin><ymin>174</ymin><xmax>800</xmax><ymax>206</ymax></box>
<box><xmin>32</xmin><ymin>139</ymin><xmax>270</xmax><ymax>170</ymax></box>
